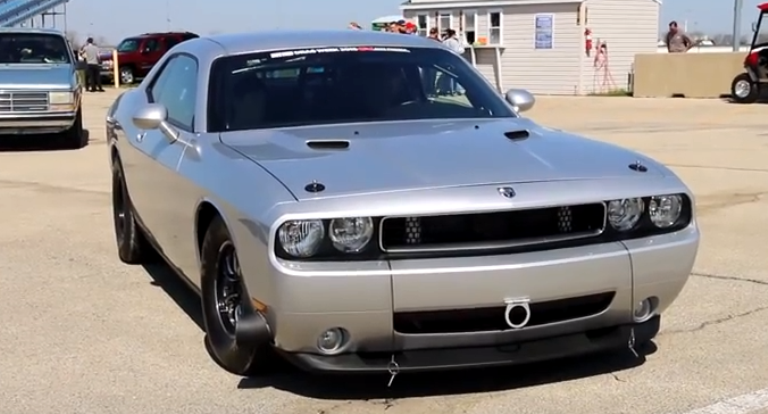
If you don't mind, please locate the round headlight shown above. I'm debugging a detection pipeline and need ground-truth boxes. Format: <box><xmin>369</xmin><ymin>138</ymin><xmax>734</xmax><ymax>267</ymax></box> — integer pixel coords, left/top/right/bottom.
<box><xmin>278</xmin><ymin>220</ymin><xmax>325</xmax><ymax>257</ymax></box>
<box><xmin>649</xmin><ymin>195</ymin><xmax>683</xmax><ymax>228</ymax></box>
<box><xmin>607</xmin><ymin>198</ymin><xmax>644</xmax><ymax>231</ymax></box>
<box><xmin>329</xmin><ymin>217</ymin><xmax>374</xmax><ymax>253</ymax></box>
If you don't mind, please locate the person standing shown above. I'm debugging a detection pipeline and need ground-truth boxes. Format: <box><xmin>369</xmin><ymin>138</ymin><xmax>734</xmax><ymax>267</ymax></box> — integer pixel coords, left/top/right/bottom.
<box><xmin>427</xmin><ymin>27</ymin><xmax>440</xmax><ymax>41</ymax></box>
<box><xmin>665</xmin><ymin>21</ymin><xmax>694</xmax><ymax>53</ymax></box>
<box><xmin>423</xmin><ymin>28</ymin><xmax>442</xmax><ymax>96</ymax></box>
<box><xmin>440</xmin><ymin>29</ymin><xmax>466</xmax><ymax>95</ymax></box>
<box><xmin>80</xmin><ymin>37</ymin><xmax>104</xmax><ymax>92</ymax></box>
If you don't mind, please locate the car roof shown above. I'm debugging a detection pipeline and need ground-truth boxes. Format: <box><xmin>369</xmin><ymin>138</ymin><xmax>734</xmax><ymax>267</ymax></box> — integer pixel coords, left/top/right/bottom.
<box><xmin>0</xmin><ymin>27</ymin><xmax>64</xmax><ymax>36</ymax></box>
<box><xmin>205</xmin><ymin>29</ymin><xmax>440</xmax><ymax>55</ymax></box>
<box><xmin>129</xmin><ymin>32</ymin><xmax>197</xmax><ymax>39</ymax></box>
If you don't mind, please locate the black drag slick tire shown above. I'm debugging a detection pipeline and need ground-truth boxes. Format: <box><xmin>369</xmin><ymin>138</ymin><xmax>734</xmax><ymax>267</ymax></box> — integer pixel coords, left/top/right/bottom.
<box><xmin>201</xmin><ymin>216</ymin><xmax>275</xmax><ymax>376</ymax></box>
<box><xmin>112</xmin><ymin>160</ymin><xmax>153</xmax><ymax>264</ymax></box>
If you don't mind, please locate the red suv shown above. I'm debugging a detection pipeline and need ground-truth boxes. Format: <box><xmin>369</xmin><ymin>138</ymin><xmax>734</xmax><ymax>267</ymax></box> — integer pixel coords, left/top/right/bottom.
<box><xmin>100</xmin><ymin>31</ymin><xmax>198</xmax><ymax>84</ymax></box>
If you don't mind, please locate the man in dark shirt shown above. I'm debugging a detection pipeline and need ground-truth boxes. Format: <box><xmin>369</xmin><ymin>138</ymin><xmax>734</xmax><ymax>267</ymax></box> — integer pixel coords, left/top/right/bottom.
<box><xmin>666</xmin><ymin>21</ymin><xmax>694</xmax><ymax>53</ymax></box>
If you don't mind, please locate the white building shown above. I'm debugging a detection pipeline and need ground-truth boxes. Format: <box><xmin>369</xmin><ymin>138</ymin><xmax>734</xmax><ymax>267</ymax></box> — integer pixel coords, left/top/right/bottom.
<box><xmin>401</xmin><ymin>0</ymin><xmax>661</xmax><ymax>95</ymax></box>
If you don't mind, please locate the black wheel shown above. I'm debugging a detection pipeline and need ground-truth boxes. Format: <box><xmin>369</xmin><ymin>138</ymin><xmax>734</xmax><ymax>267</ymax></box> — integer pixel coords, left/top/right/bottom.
<box><xmin>119</xmin><ymin>66</ymin><xmax>134</xmax><ymax>84</ymax></box>
<box><xmin>201</xmin><ymin>216</ymin><xmax>274</xmax><ymax>376</ymax></box>
<box><xmin>731</xmin><ymin>73</ymin><xmax>759</xmax><ymax>104</ymax></box>
<box><xmin>60</xmin><ymin>108</ymin><xmax>86</xmax><ymax>149</ymax></box>
<box><xmin>112</xmin><ymin>160</ymin><xmax>153</xmax><ymax>264</ymax></box>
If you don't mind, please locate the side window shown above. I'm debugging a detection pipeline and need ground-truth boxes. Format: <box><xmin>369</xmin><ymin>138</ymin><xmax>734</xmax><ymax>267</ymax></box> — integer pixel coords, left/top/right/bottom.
<box><xmin>143</xmin><ymin>38</ymin><xmax>160</xmax><ymax>53</ymax></box>
<box><xmin>165</xmin><ymin>36</ymin><xmax>180</xmax><ymax>49</ymax></box>
<box><xmin>148</xmin><ymin>55</ymin><xmax>198</xmax><ymax>131</ymax></box>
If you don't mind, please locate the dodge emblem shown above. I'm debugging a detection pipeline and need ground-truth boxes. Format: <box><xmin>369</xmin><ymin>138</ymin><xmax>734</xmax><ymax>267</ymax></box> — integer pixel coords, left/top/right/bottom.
<box><xmin>498</xmin><ymin>186</ymin><xmax>516</xmax><ymax>198</ymax></box>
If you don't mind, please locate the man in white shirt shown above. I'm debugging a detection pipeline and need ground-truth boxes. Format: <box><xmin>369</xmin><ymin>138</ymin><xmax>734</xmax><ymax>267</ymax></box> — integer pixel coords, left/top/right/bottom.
<box><xmin>440</xmin><ymin>29</ymin><xmax>466</xmax><ymax>95</ymax></box>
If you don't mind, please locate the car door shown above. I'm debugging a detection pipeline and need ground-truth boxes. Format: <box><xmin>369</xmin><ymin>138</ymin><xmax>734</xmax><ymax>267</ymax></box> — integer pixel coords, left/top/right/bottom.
<box><xmin>125</xmin><ymin>54</ymin><xmax>199</xmax><ymax>266</ymax></box>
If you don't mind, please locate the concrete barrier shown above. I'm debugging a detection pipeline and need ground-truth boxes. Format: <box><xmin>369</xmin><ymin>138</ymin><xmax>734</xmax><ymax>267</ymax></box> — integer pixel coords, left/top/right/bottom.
<box><xmin>633</xmin><ymin>52</ymin><xmax>746</xmax><ymax>98</ymax></box>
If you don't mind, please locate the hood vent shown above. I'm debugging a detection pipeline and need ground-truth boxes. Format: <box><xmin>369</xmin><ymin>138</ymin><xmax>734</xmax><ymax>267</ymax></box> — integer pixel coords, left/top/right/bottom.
<box><xmin>306</xmin><ymin>140</ymin><xmax>350</xmax><ymax>150</ymax></box>
<box><xmin>504</xmin><ymin>130</ymin><xmax>530</xmax><ymax>141</ymax></box>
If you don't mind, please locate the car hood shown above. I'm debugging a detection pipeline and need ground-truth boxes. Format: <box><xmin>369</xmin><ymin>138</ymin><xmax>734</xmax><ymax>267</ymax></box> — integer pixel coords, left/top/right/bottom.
<box><xmin>220</xmin><ymin>118</ymin><xmax>665</xmax><ymax>200</ymax></box>
<box><xmin>0</xmin><ymin>64</ymin><xmax>74</xmax><ymax>89</ymax></box>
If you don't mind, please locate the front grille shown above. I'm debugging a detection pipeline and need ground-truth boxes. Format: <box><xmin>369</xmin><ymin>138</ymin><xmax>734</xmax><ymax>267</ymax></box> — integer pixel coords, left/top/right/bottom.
<box><xmin>393</xmin><ymin>292</ymin><xmax>615</xmax><ymax>334</ymax></box>
<box><xmin>379</xmin><ymin>203</ymin><xmax>606</xmax><ymax>253</ymax></box>
<box><xmin>0</xmin><ymin>91</ymin><xmax>49</xmax><ymax>112</ymax></box>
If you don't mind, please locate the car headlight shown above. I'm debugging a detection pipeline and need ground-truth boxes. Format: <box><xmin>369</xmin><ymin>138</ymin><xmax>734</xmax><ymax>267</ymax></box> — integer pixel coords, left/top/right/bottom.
<box><xmin>49</xmin><ymin>91</ymin><xmax>74</xmax><ymax>104</ymax></box>
<box><xmin>607</xmin><ymin>198</ymin><xmax>644</xmax><ymax>231</ymax></box>
<box><xmin>277</xmin><ymin>220</ymin><xmax>324</xmax><ymax>257</ymax></box>
<box><xmin>648</xmin><ymin>194</ymin><xmax>683</xmax><ymax>228</ymax></box>
<box><xmin>329</xmin><ymin>217</ymin><xmax>373</xmax><ymax>253</ymax></box>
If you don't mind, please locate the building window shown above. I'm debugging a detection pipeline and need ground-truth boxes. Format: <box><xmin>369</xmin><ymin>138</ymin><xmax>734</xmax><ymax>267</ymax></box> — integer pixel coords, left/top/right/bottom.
<box><xmin>416</xmin><ymin>14</ymin><xmax>429</xmax><ymax>36</ymax></box>
<box><xmin>438</xmin><ymin>12</ymin><xmax>452</xmax><ymax>32</ymax></box>
<box><xmin>489</xmin><ymin>10</ymin><xmax>502</xmax><ymax>45</ymax></box>
<box><xmin>463</xmin><ymin>10</ymin><xmax>476</xmax><ymax>44</ymax></box>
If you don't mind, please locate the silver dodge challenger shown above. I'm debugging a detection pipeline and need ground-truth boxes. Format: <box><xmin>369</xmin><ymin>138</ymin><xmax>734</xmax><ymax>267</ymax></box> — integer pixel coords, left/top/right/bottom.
<box><xmin>106</xmin><ymin>30</ymin><xmax>700</xmax><ymax>380</ymax></box>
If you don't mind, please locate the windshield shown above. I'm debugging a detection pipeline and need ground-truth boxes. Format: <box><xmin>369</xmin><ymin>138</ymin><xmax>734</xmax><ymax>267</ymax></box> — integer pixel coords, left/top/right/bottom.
<box><xmin>0</xmin><ymin>33</ymin><xmax>70</xmax><ymax>64</ymax></box>
<box><xmin>207</xmin><ymin>46</ymin><xmax>515</xmax><ymax>132</ymax></box>
<box><xmin>117</xmin><ymin>38</ymin><xmax>140</xmax><ymax>52</ymax></box>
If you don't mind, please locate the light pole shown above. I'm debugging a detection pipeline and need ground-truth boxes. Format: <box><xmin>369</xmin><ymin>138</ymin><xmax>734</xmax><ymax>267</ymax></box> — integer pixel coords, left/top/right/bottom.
<box><xmin>733</xmin><ymin>0</ymin><xmax>743</xmax><ymax>51</ymax></box>
<box><xmin>166</xmin><ymin>0</ymin><xmax>171</xmax><ymax>30</ymax></box>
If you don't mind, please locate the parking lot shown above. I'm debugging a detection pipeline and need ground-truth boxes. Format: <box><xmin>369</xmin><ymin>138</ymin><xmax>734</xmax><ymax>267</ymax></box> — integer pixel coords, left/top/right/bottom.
<box><xmin>1</xmin><ymin>90</ymin><xmax>767</xmax><ymax>414</ymax></box>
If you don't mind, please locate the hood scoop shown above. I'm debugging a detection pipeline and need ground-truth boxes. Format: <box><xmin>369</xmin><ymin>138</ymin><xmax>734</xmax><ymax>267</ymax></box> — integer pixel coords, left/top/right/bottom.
<box><xmin>504</xmin><ymin>130</ymin><xmax>530</xmax><ymax>141</ymax></box>
<box><xmin>306</xmin><ymin>140</ymin><xmax>350</xmax><ymax>150</ymax></box>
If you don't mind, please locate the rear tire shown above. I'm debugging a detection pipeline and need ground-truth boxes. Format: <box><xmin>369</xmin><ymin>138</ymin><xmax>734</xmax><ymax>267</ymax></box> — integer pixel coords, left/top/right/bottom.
<box><xmin>112</xmin><ymin>160</ymin><xmax>154</xmax><ymax>264</ymax></box>
<box><xmin>201</xmin><ymin>216</ymin><xmax>275</xmax><ymax>376</ymax></box>
<box><xmin>731</xmin><ymin>73</ymin><xmax>759</xmax><ymax>104</ymax></box>
<box><xmin>60</xmin><ymin>108</ymin><xmax>86</xmax><ymax>149</ymax></box>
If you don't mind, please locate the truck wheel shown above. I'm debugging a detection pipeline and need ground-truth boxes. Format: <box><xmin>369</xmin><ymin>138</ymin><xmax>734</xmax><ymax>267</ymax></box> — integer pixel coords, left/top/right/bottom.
<box><xmin>731</xmin><ymin>73</ymin><xmax>759</xmax><ymax>104</ymax></box>
<box><xmin>119</xmin><ymin>66</ymin><xmax>134</xmax><ymax>84</ymax></box>
<box><xmin>60</xmin><ymin>108</ymin><xmax>86</xmax><ymax>149</ymax></box>
<box><xmin>112</xmin><ymin>159</ymin><xmax>154</xmax><ymax>264</ymax></box>
<box><xmin>200</xmin><ymin>216</ymin><xmax>275</xmax><ymax>376</ymax></box>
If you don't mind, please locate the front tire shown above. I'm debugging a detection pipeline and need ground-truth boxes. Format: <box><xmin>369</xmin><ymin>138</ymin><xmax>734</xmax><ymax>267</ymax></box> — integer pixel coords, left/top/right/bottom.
<box><xmin>112</xmin><ymin>160</ymin><xmax>153</xmax><ymax>264</ymax></box>
<box><xmin>201</xmin><ymin>216</ymin><xmax>275</xmax><ymax>376</ymax></box>
<box><xmin>731</xmin><ymin>73</ymin><xmax>759</xmax><ymax>104</ymax></box>
<box><xmin>60</xmin><ymin>108</ymin><xmax>86</xmax><ymax>149</ymax></box>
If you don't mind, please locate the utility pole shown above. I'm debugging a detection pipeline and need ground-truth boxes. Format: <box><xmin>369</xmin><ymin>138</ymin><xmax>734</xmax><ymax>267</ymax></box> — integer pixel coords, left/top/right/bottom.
<box><xmin>733</xmin><ymin>0</ymin><xmax>743</xmax><ymax>51</ymax></box>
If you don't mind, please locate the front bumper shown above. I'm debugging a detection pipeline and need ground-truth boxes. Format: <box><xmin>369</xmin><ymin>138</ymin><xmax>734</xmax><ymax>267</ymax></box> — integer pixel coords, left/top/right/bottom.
<box><xmin>255</xmin><ymin>225</ymin><xmax>698</xmax><ymax>373</ymax></box>
<box><xmin>0</xmin><ymin>111</ymin><xmax>76</xmax><ymax>134</ymax></box>
<box><xmin>283</xmin><ymin>316</ymin><xmax>660</xmax><ymax>373</ymax></box>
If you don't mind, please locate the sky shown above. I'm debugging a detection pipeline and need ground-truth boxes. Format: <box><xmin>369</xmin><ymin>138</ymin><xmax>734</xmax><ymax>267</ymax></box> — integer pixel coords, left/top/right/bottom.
<box><xmin>62</xmin><ymin>0</ymin><xmax>765</xmax><ymax>43</ymax></box>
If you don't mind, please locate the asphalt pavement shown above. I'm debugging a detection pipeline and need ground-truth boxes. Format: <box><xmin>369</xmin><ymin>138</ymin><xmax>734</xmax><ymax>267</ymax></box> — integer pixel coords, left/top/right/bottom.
<box><xmin>1</xmin><ymin>90</ymin><xmax>767</xmax><ymax>414</ymax></box>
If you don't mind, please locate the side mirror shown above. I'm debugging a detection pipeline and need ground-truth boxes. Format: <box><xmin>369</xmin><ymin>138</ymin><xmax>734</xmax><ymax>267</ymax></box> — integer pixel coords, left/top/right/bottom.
<box><xmin>132</xmin><ymin>103</ymin><xmax>179</xmax><ymax>142</ymax></box>
<box><xmin>504</xmin><ymin>88</ymin><xmax>535</xmax><ymax>112</ymax></box>
<box><xmin>752</xmin><ymin>22</ymin><xmax>758</xmax><ymax>32</ymax></box>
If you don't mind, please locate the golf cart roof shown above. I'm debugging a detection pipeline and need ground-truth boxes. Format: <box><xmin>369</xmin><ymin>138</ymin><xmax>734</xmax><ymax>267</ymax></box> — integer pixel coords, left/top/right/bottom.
<box><xmin>759</xmin><ymin>2</ymin><xmax>768</xmax><ymax>11</ymax></box>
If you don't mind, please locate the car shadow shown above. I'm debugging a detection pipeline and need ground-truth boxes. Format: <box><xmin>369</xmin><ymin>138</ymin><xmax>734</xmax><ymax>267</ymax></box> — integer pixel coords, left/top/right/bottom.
<box><xmin>141</xmin><ymin>262</ymin><xmax>204</xmax><ymax>330</ymax></box>
<box><xmin>141</xmin><ymin>260</ymin><xmax>656</xmax><ymax>400</ymax></box>
<box><xmin>0</xmin><ymin>129</ymin><xmax>90</xmax><ymax>151</ymax></box>
<box><xmin>720</xmin><ymin>89</ymin><xmax>768</xmax><ymax>104</ymax></box>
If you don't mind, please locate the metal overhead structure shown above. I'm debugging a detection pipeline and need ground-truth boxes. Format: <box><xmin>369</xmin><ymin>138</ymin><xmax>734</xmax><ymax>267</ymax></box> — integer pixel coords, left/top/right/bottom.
<box><xmin>733</xmin><ymin>0</ymin><xmax>743</xmax><ymax>51</ymax></box>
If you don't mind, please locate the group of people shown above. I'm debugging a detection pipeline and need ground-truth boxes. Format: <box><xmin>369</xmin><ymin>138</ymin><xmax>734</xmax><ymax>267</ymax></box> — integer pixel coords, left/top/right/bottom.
<box><xmin>348</xmin><ymin>19</ymin><xmax>467</xmax><ymax>96</ymax></box>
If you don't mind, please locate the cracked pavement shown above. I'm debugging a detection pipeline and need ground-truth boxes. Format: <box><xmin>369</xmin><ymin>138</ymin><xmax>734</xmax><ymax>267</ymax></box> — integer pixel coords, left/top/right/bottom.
<box><xmin>1</xmin><ymin>92</ymin><xmax>766</xmax><ymax>414</ymax></box>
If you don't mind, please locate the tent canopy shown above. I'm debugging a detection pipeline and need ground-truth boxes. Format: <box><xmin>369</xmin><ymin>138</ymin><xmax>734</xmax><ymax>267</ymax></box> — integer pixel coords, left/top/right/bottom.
<box><xmin>371</xmin><ymin>15</ymin><xmax>404</xmax><ymax>24</ymax></box>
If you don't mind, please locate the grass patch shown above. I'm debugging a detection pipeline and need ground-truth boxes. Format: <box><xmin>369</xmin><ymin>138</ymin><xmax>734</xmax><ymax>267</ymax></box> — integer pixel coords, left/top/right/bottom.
<box><xmin>588</xmin><ymin>88</ymin><xmax>632</xmax><ymax>97</ymax></box>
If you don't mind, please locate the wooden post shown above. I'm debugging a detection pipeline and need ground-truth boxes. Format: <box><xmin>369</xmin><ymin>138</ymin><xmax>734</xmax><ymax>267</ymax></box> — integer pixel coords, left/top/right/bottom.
<box><xmin>112</xmin><ymin>49</ymin><xmax>120</xmax><ymax>88</ymax></box>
